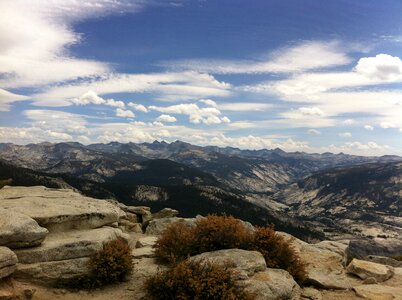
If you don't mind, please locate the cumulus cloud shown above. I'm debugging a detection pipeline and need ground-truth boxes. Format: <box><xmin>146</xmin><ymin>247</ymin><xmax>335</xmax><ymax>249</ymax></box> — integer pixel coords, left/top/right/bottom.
<box><xmin>128</xmin><ymin>102</ymin><xmax>148</xmax><ymax>112</ymax></box>
<box><xmin>355</xmin><ymin>54</ymin><xmax>402</xmax><ymax>81</ymax></box>
<box><xmin>156</xmin><ymin>114</ymin><xmax>177</xmax><ymax>123</ymax></box>
<box><xmin>199</xmin><ymin>99</ymin><xmax>218</xmax><ymax>107</ymax></box>
<box><xmin>149</xmin><ymin>103</ymin><xmax>230</xmax><ymax>125</ymax></box>
<box><xmin>70</xmin><ymin>90</ymin><xmax>125</xmax><ymax>108</ymax></box>
<box><xmin>218</xmin><ymin>102</ymin><xmax>273</xmax><ymax>111</ymax></box>
<box><xmin>343</xmin><ymin>119</ymin><xmax>356</xmax><ymax>126</ymax></box>
<box><xmin>364</xmin><ymin>125</ymin><xmax>374</xmax><ymax>131</ymax></box>
<box><xmin>325</xmin><ymin>141</ymin><xmax>393</xmax><ymax>156</ymax></box>
<box><xmin>163</xmin><ymin>40</ymin><xmax>352</xmax><ymax>74</ymax></box>
<box><xmin>116</xmin><ymin>108</ymin><xmax>135</xmax><ymax>118</ymax></box>
<box><xmin>298</xmin><ymin>107</ymin><xmax>324</xmax><ymax>116</ymax></box>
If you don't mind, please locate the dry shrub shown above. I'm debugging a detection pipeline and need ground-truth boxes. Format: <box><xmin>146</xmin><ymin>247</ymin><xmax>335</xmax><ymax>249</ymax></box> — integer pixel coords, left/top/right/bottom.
<box><xmin>145</xmin><ymin>259</ymin><xmax>255</xmax><ymax>300</ymax></box>
<box><xmin>154</xmin><ymin>222</ymin><xmax>196</xmax><ymax>263</ymax></box>
<box><xmin>153</xmin><ymin>214</ymin><xmax>306</xmax><ymax>285</ymax></box>
<box><xmin>193</xmin><ymin>215</ymin><xmax>254</xmax><ymax>254</ymax></box>
<box><xmin>87</xmin><ymin>237</ymin><xmax>132</xmax><ymax>287</ymax></box>
<box><xmin>251</xmin><ymin>226</ymin><xmax>307</xmax><ymax>284</ymax></box>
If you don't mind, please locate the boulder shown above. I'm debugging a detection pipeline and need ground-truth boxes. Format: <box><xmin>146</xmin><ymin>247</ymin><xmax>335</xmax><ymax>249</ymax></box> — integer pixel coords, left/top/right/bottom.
<box><xmin>347</xmin><ymin>259</ymin><xmax>394</xmax><ymax>282</ymax></box>
<box><xmin>363</xmin><ymin>255</ymin><xmax>402</xmax><ymax>268</ymax></box>
<box><xmin>14</xmin><ymin>257</ymin><xmax>90</xmax><ymax>286</ymax></box>
<box><xmin>0</xmin><ymin>208</ymin><xmax>48</xmax><ymax>248</ymax></box>
<box><xmin>119</xmin><ymin>220</ymin><xmax>143</xmax><ymax>233</ymax></box>
<box><xmin>13</xmin><ymin>227</ymin><xmax>128</xmax><ymax>264</ymax></box>
<box><xmin>0</xmin><ymin>186</ymin><xmax>126</xmax><ymax>232</ymax></box>
<box><xmin>276</xmin><ymin>232</ymin><xmax>352</xmax><ymax>289</ymax></box>
<box><xmin>314</xmin><ymin>240</ymin><xmax>349</xmax><ymax>265</ymax></box>
<box><xmin>301</xmin><ymin>287</ymin><xmax>322</xmax><ymax>300</ymax></box>
<box><xmin>0</xmin><ymin>247</ymin><xmax>17</xmax><ymax>279</ymax></box>
<box><xmin>245</xmin><ymin>269</ymin><xmax>301</xmax><ymax>300</ymax></box>
<box><xmin>353</xmin><ymin>284</ymin><xmax>402</xmax><ymax>300</ymax></box>
<box><xmin>347</xmin><ymin>238</ymin><xmax>402</xmax><ymax>263</ymax></box>
<box><xmin>151</xmin><ymin>208</ymin><xmax>178</xmax><ymax>220</ymax></box>
<box><xmin>189</xmin><ymin>249</ymin><xmax>266</xmax><ymax>279</ymax></box>
<box><xmin>135</xmin><ymin>236</ymin><xmax>158</xmax><ymax>248</ymax></box>
<box><xmin>145</xmin><ymin>217</ymin><xmax>197</xmax><ymax>235</ymax></box>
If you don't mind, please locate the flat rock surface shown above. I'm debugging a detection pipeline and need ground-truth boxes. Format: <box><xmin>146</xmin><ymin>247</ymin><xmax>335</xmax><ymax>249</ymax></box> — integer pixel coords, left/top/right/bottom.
<box><xmin>0</xmin><ymin>247</ymin><xmax>18</xmax><ymax>279</ymax></box>
<box><xmin>245</xmin><ymin>269</ymin><xmax>301</xmax><ymax>300</ymax></box>
<box><xmin>14</xmin><ymin>227</ymin><xmax>127</xmax><ymax>264</ymax></box>
<box><xmin>135</xmin><ymin>236</ymin><xmax>157</xmax><ymax>248</ymax></box>
<box><xmin>0</xmin><ymin>208</ymin><xmax>48</xmax><ymax>248</ymax></box>
<box><xmin>131</xmin><ymin>247</ymin><xmax>155</xmax><ymax>259</ymax></box>
<box><xmin>0</xmin><ymin>186</ymin><xmax>126</xmax><ymax>232</ymax></box>
<box><xmin>347</xmin><ymin>258</ymin><xmax>394</xmax><ymax>282</ymax></box>
<box><xmin>353</xmin><ymin>284</ymin><xmax>402</xmax><ymax>300</ymax></box>
<box><xmin>189</xmin><ymin>249</ymin><xmax>266</xmax><ymax>278</ymax></box>
<box><xmin>145</xmin><ymin>217</ymin><xmax>196</xmax><ymax>235</ymax></box>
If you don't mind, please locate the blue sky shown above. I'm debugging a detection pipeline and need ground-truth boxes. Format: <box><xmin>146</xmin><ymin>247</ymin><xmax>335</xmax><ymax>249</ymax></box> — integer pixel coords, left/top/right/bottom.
<box><xmin>1</xmin><ymin>0</ymin><xmax>402</xmax><ymax>155</ymax></box>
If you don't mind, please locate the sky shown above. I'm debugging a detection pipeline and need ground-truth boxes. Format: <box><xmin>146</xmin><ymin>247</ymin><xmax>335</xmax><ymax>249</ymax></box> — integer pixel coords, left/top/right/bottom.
<box><xmin>1</xmin><ymin>0</ymin><xmax>402</xmax><ymax>156</ymax></box>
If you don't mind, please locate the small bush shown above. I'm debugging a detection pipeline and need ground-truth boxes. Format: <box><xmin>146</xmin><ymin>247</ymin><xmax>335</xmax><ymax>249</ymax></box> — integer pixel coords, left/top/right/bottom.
<box><xmin>145</xmin><ymin>259</ymin><xmax>255</xmax><ymax>300</ymax></box>
<box><xmin>88</xmin><ymin>237</ymin><xmax>132</xmax><ymax>287</ymax></box>
<box><xmin>154</xmin><ymin>214</ymin><xmax>307</xmax><ymax>285</ymax></box>
<box><xmin>154</xmin><ymin>222</ymin><xmax>196</xmax><ymax>263</ymax></box>
<box><xmin>58</xmin><ymin>238</ymin><xmax>132</xmax><ymax>289</ymax></box>
<box><xmin>251</xmin><ymin>226</ymin><xmax>307</xmax><ymax>284</ymax></box>
<box><xmin>192</xmin><ymin>215</ymin><xmax>254</xmax><ymax>254</ymax></box>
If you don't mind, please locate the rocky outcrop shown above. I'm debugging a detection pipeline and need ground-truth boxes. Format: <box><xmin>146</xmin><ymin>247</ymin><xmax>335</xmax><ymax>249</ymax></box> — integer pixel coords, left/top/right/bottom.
<box><xmin>0</xmin><ymin>208</ymin><xmax>48</xmax><ymax>248</ymax></box>
<box><xmin>0</xmin><ymin>186</ymin><xmax>126</xmax><ymax>232</ymax></box>
<box><xmin>145</xmin><ymin>217</ymin><xmax>197</xmax><ymax>235</ymax></box>
<box><xmin>189</xmin><ymin>249</ymin><xmax>300</xmax><ymax>300</ymax></box>
<box><xmin>0</xmin><ymin>247</ymin><xmax>17</xmax><ymax>279</ymax></box>
<box><xmin>363</xmin><ymin>255</ymin><xmax>402</xmax><ymax>268</ymax></box>
<box><xmin>347</xmin><ymin>238</ymin><xmax>402</xmax><ymax>263</ymax></box>
<box><xmin>353</xmin><ymin>284</ymin><xmax>402</xmax><ymax>299</ymax></box>
<box><xmin>245</xmin><ymin>269</ymin><xmax>301</xmax><ymax>300</ymax></box>
<box><xmin>13</xmin><ymin>227</ymin><xmax>127</xmax><ymax>264</ymax></box>
<box><xmin>347</xmin><ymin>259</ymin><xmax>394</xmax><ymax>282</ymax></box>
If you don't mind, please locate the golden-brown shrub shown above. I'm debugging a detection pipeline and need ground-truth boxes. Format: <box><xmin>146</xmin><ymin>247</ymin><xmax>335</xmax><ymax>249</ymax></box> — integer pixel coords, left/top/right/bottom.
<box><xmin>88</xmin><ymin>237</ymin><xmax>132</xmax><ymax>287</ymax></box>
<box><xmin>251</xmin><ymin>226</ymin><xmax>307</xmax><ymax>284</ymax></box>
<box><xmin>154</xmin><ymin>222</ymin><xmax>196</xmax><ymax>263</ymax></box>
<box><xmin>145</xmin><ymin>259</ymin><xmax>255</xmax><ymax>300</ymax></box>
<box><xmin>192</xmin><ymin>215</ymin><xmax>254</xmax><ymax>254</ymax></box>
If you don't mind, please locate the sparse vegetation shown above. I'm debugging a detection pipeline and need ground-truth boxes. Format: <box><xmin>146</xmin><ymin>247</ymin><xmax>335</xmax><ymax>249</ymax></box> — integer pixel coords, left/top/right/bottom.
<box><xmin>62</xmin><ymin>238</ymin><xmax>132</xmax><ymax>289</ymax></box>
<box><xmin>154</xmin><ymin>215</ymin><xmax>306</xmax><ymax>284</ymax></box>
<box><xmin>145</xmin><ymin>259</ymin><xmax>255</xmax><ymax>300</ymax></box>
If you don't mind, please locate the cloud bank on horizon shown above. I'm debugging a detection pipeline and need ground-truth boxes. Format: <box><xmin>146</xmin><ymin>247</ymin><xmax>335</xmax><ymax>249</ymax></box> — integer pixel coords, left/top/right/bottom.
<box><xmin>1</xmin><ymin>0</ymin><xmax>402</xmax><ymax>156</ymax></box>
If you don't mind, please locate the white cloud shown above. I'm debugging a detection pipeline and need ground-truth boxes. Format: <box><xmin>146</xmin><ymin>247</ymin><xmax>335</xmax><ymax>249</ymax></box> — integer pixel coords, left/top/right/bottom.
<box><xmin>339</xmin><ymin>132</ymin><xmax>352</xmax><ymax>138</ymax></box>
<box><xmin>364</xmin><ymin>125</ymin><xmax>374</xmax><ymax>131</ymax></box>
<box><xmin>218</xmin><ymin>102</ymin><xmax>273</xmax><ymax>111</ymax></box>
<box><xmin>298</xmin><ymin>107</ymin><xmax>324</xmax><ymax>116</ymax></box>
<box><xmin>355</xmin><ymin>54</ymin><xmax>402</xmax><ymax>81</ymax></box>
<box><xmin>70</xmin><ymin>90</ymin><xmax>125</xmax><ymax>108</ymax></box>
<box><xmin>164</xmin><ymin>40</ymin><xmax>352</xmax><ymax>74</ymax></box>
<box><xmin>116</xmin><ymin>108</ymin><xmax>135</xmax><ymax>118</ymax></box>
<box><xmin>325</xmin><ymin>141</ymin><xmax>393</xmax><ymax>156</ymax></box>
<box><xmin>308</xmin><ymin>129</ymin><xmax>321</xmax><ymax>135</ymax></box>
<box><xmin>128</xmin><ymin>102</ymin><xmax>148</xmax><ymax>113</ymax></box>
<box><xmin>156</xmin><ymin>114</ymin><xmax>177</xmax><ymax>123</ymax></box>
<box><xmin>380</xmin><ymin>122</ymin><xmax>397</xmax><ymax>129</ymax></box>
<box><xmin>149</xmin><ymin>103</ymin><xmax>230</xmax><ymax>125</ymax></box>
<box><xmin>0</xmin><ymin>88</ymin><xmax>29</xmax><ymax>111</ymax></box>
<box><xmin>199</xmin><ymin>99</ymin><xmax>218</xmax><ymax>107</ymax></box>
<box><xmin>33</xmin><ymin>72</ymin><xmax>231</xmax><ymax>106</ymax></box>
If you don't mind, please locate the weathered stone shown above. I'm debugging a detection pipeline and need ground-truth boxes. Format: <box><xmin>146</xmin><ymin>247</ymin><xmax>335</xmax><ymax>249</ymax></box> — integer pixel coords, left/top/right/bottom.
<box><xmin>145</xmin><ymin>217</ymin><xmax>197</xmax><ymax>235</ymax></box>
<box><xmin>347</xmin><ymin>259</ymin><xmax>394</xmax><ymax>282</ymax></box>
<box><xmin>14</xmin><ymin>257</ymin><xmax>90</xmax><ymax>286</ymax></box>
<box><xmin>363</xmin><ymin>255</ymin><xmax>402</xmax><ymax>268</ymax></box>
<box><xmin>131</xmin><ymin>247</ymin><xmax>155</xmax><ymax>259</ymax></box>
<box><xmin>362</xmin><ymin>277</ymin><xmax>377</xmax><ymax>284</ymax></box>
<box><xmin>125</xmin><ymin>206</ymin><xmax>151</xmax><ymax>216</ymax></box>
<box><xmin>0</xmin><ymin>247</ymin><xmax>17</xmax><ymax>279</ymax></box>
<box><xmin>347</xmin><ymin>238</ymin><xmax>402</xmax><ymax>263</ymax></box>
<box><xmin>13</xmin><ymin>227</ymin><xmax>127</xmax><ymax>264</ymax></box>
<box><xmin>314</xmin><ymin>240</ymin><xmax>349</xmax><ymax>265</ymax></box>
<box><xmin>189</xmin><ymin>249</ymin><xmax>266</xmax><ymax>279</ymax></box>
<box><xmin>151</xmin><ymin>208</ymin><xmax>178</xmax><ymax>220</ymax></box>
<box><xmin>135</xmin><ymin>236</ymin><xmax>158</xmax><ymax>248</ymax></box>
<box><xmin>245</xmin><ymin>269</ymin><xmax>301</xmax><ymax>300</ymax></box>
<box><xmin>119</xmin><ymin>220</ymin><xmax>143</xmax><ymax>233</ymax></box>
<box><xmin>23</xmin><ymin>288</ymin><xmax>36</xmax><ymax>299</ymax></box>
<box><xmin>0</xmin><ymin>186</ymin><xmax>126</xmax><ymax>232</ymax></box>
<box><xmin>0</xmin><ymin>208</ymin><xmax>48</xmax><ymax>248</ymax></box>
<box><xmin>126</xmin><ymin>212</ymin><xmax>140</xmax><ymax>223</ymax></box>
<box><xmin>353</xmin><ymin>284</ymin><xmax>402</xmax><ymax>300</ymax></box>
<box><xmin>301</xmin><ymin>287</ymin><xmax>322</xmax><ymax>300</ymax></box>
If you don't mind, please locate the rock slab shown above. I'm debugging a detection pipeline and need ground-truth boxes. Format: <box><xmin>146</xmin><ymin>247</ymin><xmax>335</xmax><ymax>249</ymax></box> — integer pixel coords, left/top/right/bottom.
<box><xmin>347</xmin><ymin>258</ymin><xmax>394</xmax><ymax>282</ymax></box>
<box><xmin>0</xmin><ymin>208</ymin><xmax>48</xmax><ymax>248</ymax></box>
<box><xmin>0</xmin><ymin>247</ymin><xmax>17</xmax><ymax>279</ymax></box>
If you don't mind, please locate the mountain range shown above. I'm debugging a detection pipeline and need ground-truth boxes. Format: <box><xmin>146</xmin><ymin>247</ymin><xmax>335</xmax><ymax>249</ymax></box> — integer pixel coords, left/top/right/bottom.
<box><xmin>1</xmin><ymin>140</ymin><xmax>401</xmax><ymax>241</ymax></box>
